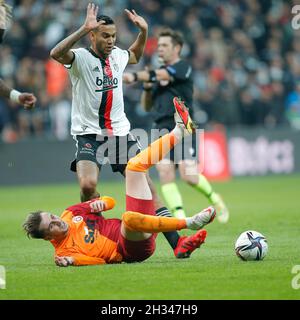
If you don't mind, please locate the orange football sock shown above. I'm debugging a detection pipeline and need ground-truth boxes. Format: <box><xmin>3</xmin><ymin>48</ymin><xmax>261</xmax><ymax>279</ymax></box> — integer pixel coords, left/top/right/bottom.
<box><xmin>126</xmin><ymin>132</ymin><xmax>179</xmax><ymax>172</ymax></box>
<box><xmin>122</xmin><ymin>211</ymin><xmax>187</xmax><ymax>233</ymax></box>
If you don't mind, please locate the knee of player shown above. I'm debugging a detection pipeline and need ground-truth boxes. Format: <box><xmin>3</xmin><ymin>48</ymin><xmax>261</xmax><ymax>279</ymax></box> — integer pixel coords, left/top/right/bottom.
<box><xmin>180</xmin><ymin>171</ymin><xmax>192</xmax><ymax>183</ymax></box>
<box><xmin>80</xmin><ymin>178</ymin><xmax>97</xmax><ymax>195</ymax></box>
<box><xmin>126</xmin><ymin>158</ymin><xmax>145</xmax><ymax>173</ymax></box>
<box><xmin>179</xmin><ymin>160</ymin><xmax>198</xmax><ymax>184</ymax></box>
<box><xmin>122</xmin><ymin>211</ymin><xmax>137</xmax><ymax>230</ymax></box>
<box><xmin>157</xmin><ymin>166</ymin><xmax>175</xmax><ymax>182</ymax></box>
<box><xmin>124</xmin><ymin>164</ymin><xmax>132</xmax><ymax>176</ymax></box>
<box><xmin>122</xmin><ymin>212</ymin><xmax>130</xmax><ymax>224</ymax></box>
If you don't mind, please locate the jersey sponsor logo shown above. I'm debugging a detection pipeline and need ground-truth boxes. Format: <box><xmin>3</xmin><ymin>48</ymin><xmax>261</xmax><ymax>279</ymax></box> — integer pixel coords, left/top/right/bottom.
<box><xmin>72</xmin><ymin>216</ymin><xmax>83</xmax><ymax>223</ymax></box>
<box><xmin>95</xmin><ymin>76</ymin><xmax>119</xmax><ymax>93</ymax></box>
<box><xmin>84</xmin><ymin>219</ymin><xmax>96</xmax><ymax>244</ymax></box>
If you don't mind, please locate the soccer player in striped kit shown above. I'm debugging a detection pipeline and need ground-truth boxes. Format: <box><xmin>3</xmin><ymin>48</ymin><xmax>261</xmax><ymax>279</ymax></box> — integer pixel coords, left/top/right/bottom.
<box><xmin>50</xmin><ymin>3</ymin><xmax>204</xmax><ymax>259</ymax></box>
<box><xmin>50</xmin><ymin>3</ymin><xmax>148</xmax><ymax>201</ymax></box>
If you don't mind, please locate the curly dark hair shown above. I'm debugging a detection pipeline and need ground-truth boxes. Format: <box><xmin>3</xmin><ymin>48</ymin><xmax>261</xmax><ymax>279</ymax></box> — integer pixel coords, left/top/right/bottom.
<box><xmin>96</xmin><ymin>14</ymin><xmax>114</xmax><ymax>25</ymax></box>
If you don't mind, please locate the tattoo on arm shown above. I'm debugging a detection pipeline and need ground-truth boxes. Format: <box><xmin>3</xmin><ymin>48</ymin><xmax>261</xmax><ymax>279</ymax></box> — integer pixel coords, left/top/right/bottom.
<box><xmin>50</xmin><ymin>26</ymin><xmax>88</xmax><ymax>63</ymax></box>
<box><xmin>128</xmin><ymin>30</ymin><xmax>148</xmax><ymax>64</ymax></box>
<box><xmin>53</xmin><ymin>38</ymin><xmax>77</xmax><ymax>57</ymax></box>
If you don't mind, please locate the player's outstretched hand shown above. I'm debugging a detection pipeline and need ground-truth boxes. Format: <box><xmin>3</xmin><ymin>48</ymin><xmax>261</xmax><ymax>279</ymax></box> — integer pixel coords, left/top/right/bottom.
<box><xmin>55</xmin><ymin>256</ymin><xmax>74</xmax><ymax>267</ymax></box>
<box><xmin>83</xmin><ymin>2</ymin><xmax>105</xmax><ymax>32</ymax></box>
<box><xmin>125</xmin><ymin>9</ymin><xmax>148</xmax><ymax>32</ymax></box>
<box><xmin>19</xmin><ymin>93</ymin><xmax>37</xmax><ymax>110</ymax></box>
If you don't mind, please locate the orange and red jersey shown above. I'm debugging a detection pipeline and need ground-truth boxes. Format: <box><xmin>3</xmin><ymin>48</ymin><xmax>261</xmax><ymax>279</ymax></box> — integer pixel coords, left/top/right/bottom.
<box><xmin>50</xmin><ymin>197</ymin><xmax>123</xmax><ymax>266</ymax></box>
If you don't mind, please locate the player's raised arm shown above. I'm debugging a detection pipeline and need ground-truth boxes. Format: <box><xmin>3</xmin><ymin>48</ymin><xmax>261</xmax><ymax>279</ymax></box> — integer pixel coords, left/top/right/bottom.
<box><xmin>50</xmin><ymin>3</ymin><xmax>105</xmax><ymax>65</ymax></box>
<box><xmin>66</xmin><ymin>196</ymin><xmax>116</xmax><ymax>215</ymax></box>
<box><xmin>89</xmin><ymin>196</ymin><xmax>116</xmax><ymax>213</ymax></box>
<box><xmin>125</xmin><ymin>9</ymin><xmax>148</xmax><ymax>64</ymax></box>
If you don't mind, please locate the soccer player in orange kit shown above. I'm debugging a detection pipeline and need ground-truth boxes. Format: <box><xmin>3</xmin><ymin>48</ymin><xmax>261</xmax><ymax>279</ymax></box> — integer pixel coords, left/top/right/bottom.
<box><xmin>23</xmin><ymin>98</ymin><xmax>216</xmax><ymax>267</ymax></box>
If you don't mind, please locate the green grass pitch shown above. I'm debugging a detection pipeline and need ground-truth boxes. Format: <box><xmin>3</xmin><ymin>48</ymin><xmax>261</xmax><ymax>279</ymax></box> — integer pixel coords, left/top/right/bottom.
<box><xmin>0</xmin><ymin>175</ymin><xmax>299</xmax><ymax>300</ymax></box>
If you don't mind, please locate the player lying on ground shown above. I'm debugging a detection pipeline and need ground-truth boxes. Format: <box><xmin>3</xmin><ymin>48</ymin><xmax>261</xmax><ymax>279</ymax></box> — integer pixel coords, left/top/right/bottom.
<box><xmin>23</xmin><ymin>98</ymin><xmax>216</xmax><ymax>266</ymax></box>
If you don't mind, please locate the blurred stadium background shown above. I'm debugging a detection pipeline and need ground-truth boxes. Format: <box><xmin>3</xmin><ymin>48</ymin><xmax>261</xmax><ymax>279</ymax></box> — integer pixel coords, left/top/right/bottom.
<box><xmin>1</xmin><ymin>0</ymin><xmax>300</xmax><ymax>301</ymax></box>
<box><xmin>1</xmin><ymin>0</ymin><xmax>300</xmax><ymax>185</ymax></box>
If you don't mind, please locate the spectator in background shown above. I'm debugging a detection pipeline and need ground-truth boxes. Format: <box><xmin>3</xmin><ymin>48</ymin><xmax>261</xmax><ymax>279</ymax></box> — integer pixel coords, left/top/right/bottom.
<box><xmin>2</xmin><ymin>0</ymin><xmax>300</xmax><ymax>143</ymax></box>
<box><xmin>0</xmin><ymin>1</ymin><xmax>36</xmax><ymax>120</ymax></box>
<box><xmin>286</xmin><ymin>81</ymin><xmax>300</xmax><ymax>130</ymax></box>
<box><xmin>49</xmin><ymin>93</ymin><xmax>71</xmax><ymax>140</ymax></box>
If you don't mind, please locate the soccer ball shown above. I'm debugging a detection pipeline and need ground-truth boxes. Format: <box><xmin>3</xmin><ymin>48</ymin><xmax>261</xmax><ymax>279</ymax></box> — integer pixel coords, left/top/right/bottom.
<box><xmin>235</xmin><ymin>230</ymin><xmax>268</xmax><ymax>261</ymax></box>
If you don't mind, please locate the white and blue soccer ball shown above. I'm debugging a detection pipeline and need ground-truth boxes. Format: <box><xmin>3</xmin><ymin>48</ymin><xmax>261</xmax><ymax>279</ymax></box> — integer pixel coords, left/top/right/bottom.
<box><xmin>235</xmin><ymin>230</ymin><xmax>268</xmax><ymax>261</ymax></box>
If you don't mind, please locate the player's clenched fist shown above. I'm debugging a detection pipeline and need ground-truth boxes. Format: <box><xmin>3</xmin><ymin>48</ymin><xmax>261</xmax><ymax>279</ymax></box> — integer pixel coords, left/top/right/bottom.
<box><xmin>90</xmin><ymin>199</ymin><xmax>107</xmax><ymax>213</ymax></box>
<box><xmin>19</xmin><ymin>93</ymin><xmax>37</xmax><ymax>110</ymax></box>
<box><xmin>55</xmin><ymin>256</ymin><xmax>74</xmax><ymax>267</ymax></box>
